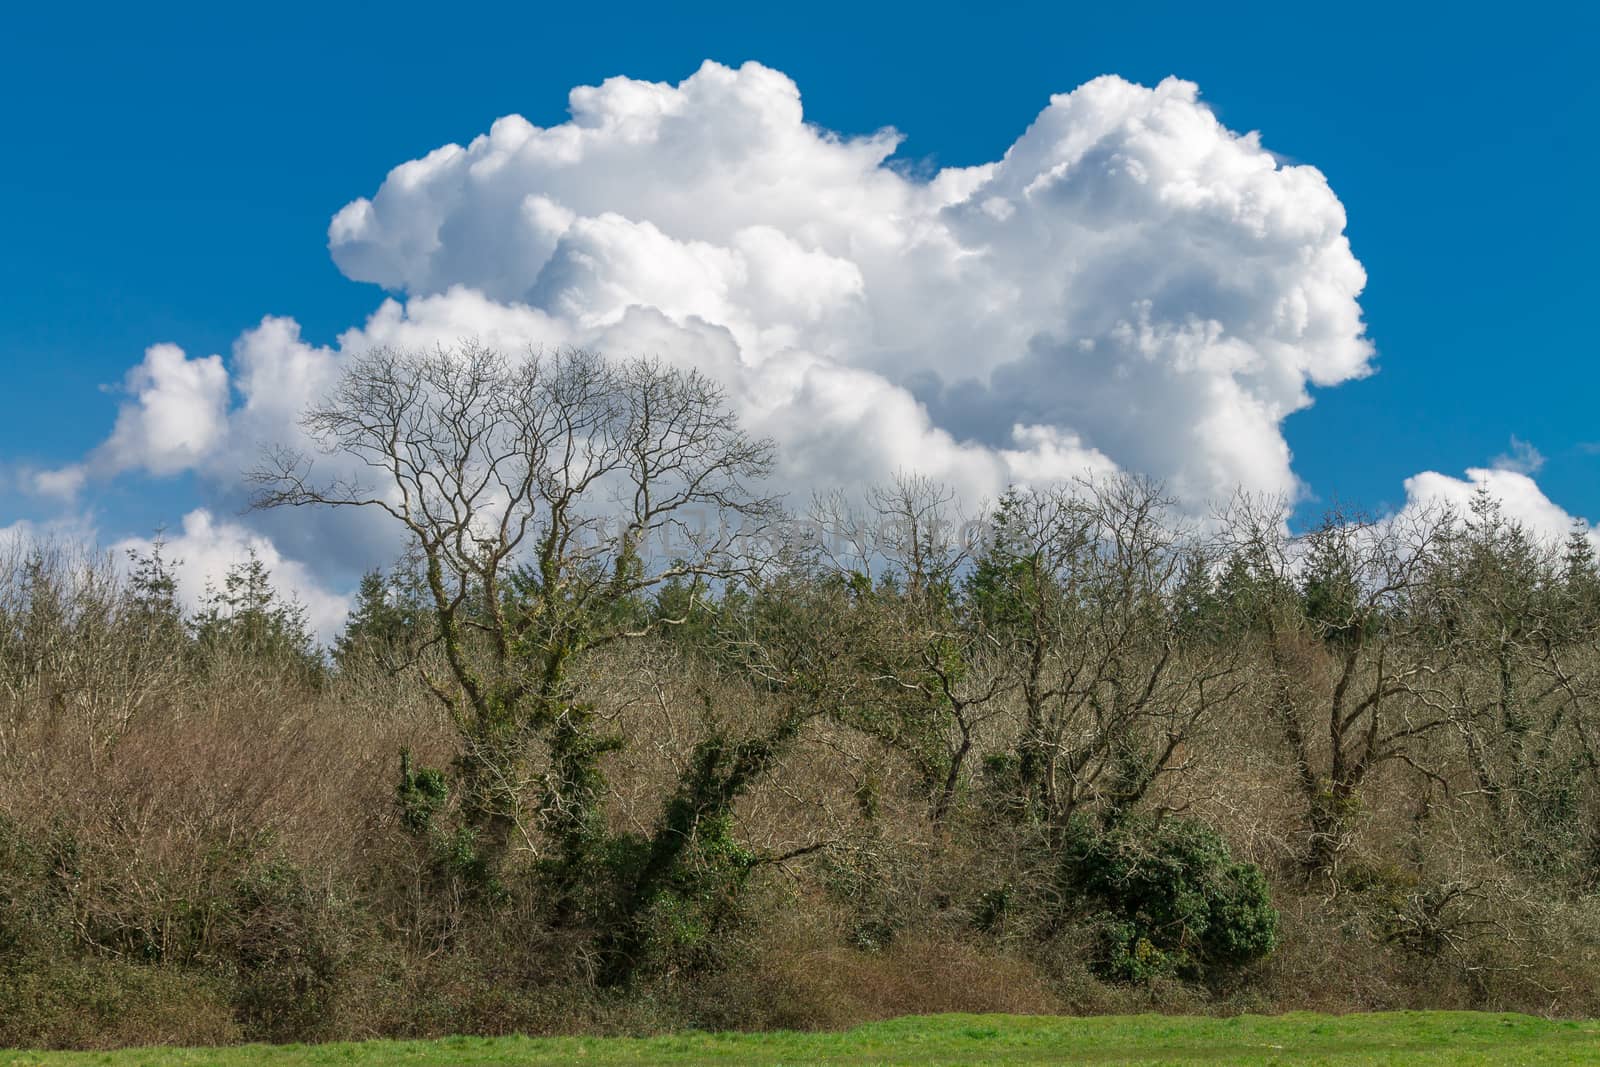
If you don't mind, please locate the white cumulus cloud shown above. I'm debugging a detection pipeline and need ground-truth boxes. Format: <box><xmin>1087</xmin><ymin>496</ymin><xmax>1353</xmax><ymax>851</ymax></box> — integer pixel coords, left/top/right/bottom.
<box><xmin>320</xmin><ymin>62</ymin><xmax>1372</xmax><ymax>506</ymax></box>
<box><xmin>1403</xmin><ymin>467</ymin><xmax>1599</xmax><ymax>551</ymax></box>
<box><xmin>76</xmin><ymin>63</ymin><xmax>1379</xmax><ymax>517</ymax></box>
<box><xmin>94</xmin><ymin>343</ymin><xmax>231</xmax><ymax>477</ymax></box>
<box><xmin>38</xmin><ymin>59</ymin><xmax>1592</xmax><ymax>621</ymax></box>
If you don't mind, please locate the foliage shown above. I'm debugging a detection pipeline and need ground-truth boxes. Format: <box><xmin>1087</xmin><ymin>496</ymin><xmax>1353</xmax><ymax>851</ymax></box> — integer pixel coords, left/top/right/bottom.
<box><xmin>190</xmin><ymin>549</ymin><xmax>322</xmax><ymax>681</ymax></box>
<box><xmin>333</xmin><ymin>567</ymin><xmax>429</xmax><ymax>671</ymax></box>
<box><xmin>1061</xmin><ymin>816</ymin><xmax>1279</xmax><ymax>983</ymax></box>
<box><xmin>223</xmin><ymin>858</ymin><xmax>345</xmax><ymax>1041</ymax></box>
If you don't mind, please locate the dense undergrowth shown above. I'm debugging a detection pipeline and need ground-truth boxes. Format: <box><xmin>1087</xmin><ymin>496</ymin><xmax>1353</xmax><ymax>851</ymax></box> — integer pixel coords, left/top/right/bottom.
<box><xmin>3</xmin><ymin>348</ymin><xmax>1600</xmax><ymax>1049</ymax></box>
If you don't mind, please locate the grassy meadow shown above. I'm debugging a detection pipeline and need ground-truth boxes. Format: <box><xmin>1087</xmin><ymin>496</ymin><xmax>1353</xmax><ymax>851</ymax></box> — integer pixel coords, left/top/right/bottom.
<box><xmin>6</xmin><ymin>1013</ymin><xmax>1600</xmax><ymax>1067</ymax></box>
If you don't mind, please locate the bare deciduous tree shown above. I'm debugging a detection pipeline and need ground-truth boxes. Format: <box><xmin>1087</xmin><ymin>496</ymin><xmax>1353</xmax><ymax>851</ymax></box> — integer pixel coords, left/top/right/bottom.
<box><xmin>0</xmin><ymin>539</ymin><xmax>187</xmax><ymax>771</ymax></box>
<box><xmin>810</xmin><ymin>475</ymin><xmax>1006</xmax><ymax>826</ymax></box>
<box><xmin>976</xmin><ymin>476</ymin><xmax>1247</xmax><ymax>836</ymax></box>
<box><xmin>252</xmin><ymin>342</ymin><xmax>778</xmax><ymax>880</ymax></box>
<box><xmin>1224</xmin><ymin>498</ymin><xmax>1457</xmax><ymax>874</ymax></box>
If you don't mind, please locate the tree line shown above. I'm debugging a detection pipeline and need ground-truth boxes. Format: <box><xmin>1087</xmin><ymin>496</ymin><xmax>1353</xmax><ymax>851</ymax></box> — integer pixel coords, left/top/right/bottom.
<box><xmin>2</xmin><ymin>344</ymin><xmax>1598</xmax><ymax>1046</ymax></box>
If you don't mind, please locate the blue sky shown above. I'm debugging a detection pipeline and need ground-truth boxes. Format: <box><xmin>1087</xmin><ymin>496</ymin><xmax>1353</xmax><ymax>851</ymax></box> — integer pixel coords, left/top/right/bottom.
<box><xmin>1</xmin><ymin>1</ymin><xmax>1595</xmax><ymax>624</ymax></box>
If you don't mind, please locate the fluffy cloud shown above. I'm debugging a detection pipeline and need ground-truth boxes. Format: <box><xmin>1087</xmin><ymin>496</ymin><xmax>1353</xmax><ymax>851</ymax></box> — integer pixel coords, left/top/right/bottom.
<box><xmin>75</xmin><ymin>62</ymin><xmax>1376</xmax><ymax>521</ymax></box>
<box><xmin>1403</xmin><ymin>466</ymin><xmax>1599</xmax><ymax>551</ymax></box>
<box><xmin>94</xmin><ymin>343</ymin><xmax>231</xmax><ymax>477</ymax></box>
<box><xmin>0</xmin><ymin>463</ymin><xmax>87</xmax><ymax>501</ymax></box>
<box><xmin>323</xmin><ymin>63</ymin><xmax>1371</xmax><ymax>505</ymax></box>
<box><xmin>31</xmin><ymin>465</ymin><xmax>87</xmax><ymax>499</ymax></box>
<box><xmin>50</xmin><ymin>59</ymin><xmax>1590</xmax><ymax>619</ymax></box>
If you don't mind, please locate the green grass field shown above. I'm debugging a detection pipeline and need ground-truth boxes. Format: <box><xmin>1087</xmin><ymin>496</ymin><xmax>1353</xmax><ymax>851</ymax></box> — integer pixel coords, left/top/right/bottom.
<box><xmin>6</xmin><ymin>1012</ymin><xmax>1600</xmax><ymax>1066</ymax></box>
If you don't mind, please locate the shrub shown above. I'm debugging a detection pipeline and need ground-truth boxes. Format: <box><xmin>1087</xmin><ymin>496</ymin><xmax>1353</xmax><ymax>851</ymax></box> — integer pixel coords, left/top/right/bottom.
<box><xmin>1061</xmin><ymin>816</ymin><xmax>1279</xmax><ymax>983</ymax></box>
<box><xmin>821</xmin><ymin>842</ymin><xmax>916</xmax><ymax>952</ymax></box>
<box><xmin>0</xmin><ymin>958</ymin><xmax>238</xmax><ymax>1049</ymax></box>
<box><xmin>223</xmin><ymin>857</ymin><xmax>346</xmax><ymax>1041</ymax></box>
<box><xmin>630</xmin><ymin>813</ymin><xmax>757</xmax><ymax>976</ymax></box>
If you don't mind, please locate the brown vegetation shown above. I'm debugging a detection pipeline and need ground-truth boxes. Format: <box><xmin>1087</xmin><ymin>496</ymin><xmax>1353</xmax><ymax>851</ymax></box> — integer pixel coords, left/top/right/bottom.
<box><xmin>3</xmin><ymin>347</ymin><xmax>1599</xmax><ymax>1048</ymax></box>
